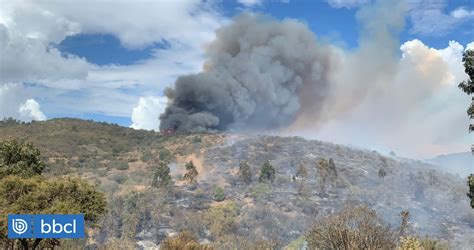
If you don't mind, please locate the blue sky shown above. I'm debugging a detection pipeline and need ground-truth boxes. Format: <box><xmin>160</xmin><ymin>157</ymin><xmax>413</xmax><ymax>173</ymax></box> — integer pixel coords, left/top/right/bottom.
<box><xmin>0</xmin><ymin>0</ymin><xmax>473</xmax><ymax>157</ymax></box>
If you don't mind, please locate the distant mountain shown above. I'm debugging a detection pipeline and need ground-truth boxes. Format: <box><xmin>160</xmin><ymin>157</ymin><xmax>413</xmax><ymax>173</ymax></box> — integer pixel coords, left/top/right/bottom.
<box><xmin>427</xmin><ymin>152</ymin><xmax>473</xmax><ymax>178</ymax></box>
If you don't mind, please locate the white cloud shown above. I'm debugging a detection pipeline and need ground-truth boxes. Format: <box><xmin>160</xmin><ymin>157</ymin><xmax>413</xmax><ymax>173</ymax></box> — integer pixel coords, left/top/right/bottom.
<box><xmin>0</xmin><ymin>0</ymin><xmax>227</xmax><ymax>121</ymax></box>
<box><xmin>238</xmin><ymin>0</ymin><xmax>263</xmax><ymax>7</ymax></box>
<box><xmin>19</xmin><ymin>99</ymin><xmax>47</xmax><ymax>121</ymax></box>
<box><xmin>0</xmin><ymin>83</ymin><xmax>46</xmax><ymax>122</ymax></box>
<box><xmin>450</xmin><ymin>7</ymin><xmax>474</xmax><ymax>19</ymax></box>
<box><xmin>326</xmin><ymin>0</ymin><xmax>370</xmax><ymax>9</ymax></box>
<box><xmin>130</xmin><ymin>96</ymin><xmax>168</xmax><ymax>131</ymax></box>
<box><xmin>409</xmin><ymin>1</ymin><xmax>474</xmax><ymax>36</ymax></box>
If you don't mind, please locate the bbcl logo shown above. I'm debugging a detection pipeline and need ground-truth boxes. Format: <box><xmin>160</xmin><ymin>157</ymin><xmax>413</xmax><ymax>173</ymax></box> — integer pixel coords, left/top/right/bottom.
<box><xmin>8</xmin><ymin>214</ymin><xmax>84</xmax><ymax>239</ymax></box>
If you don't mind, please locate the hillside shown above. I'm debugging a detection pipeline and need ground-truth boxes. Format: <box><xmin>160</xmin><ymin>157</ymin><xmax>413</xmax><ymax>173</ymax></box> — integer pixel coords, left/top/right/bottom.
<box><xmin>1</xmin><ymin>118</ymin><xmax>473</xmax><ymax>248</ymax></box>
<box><xmin>427</xmin><ymin>152</ymin><xmax>473</xmax><ymax>178</ymax></box>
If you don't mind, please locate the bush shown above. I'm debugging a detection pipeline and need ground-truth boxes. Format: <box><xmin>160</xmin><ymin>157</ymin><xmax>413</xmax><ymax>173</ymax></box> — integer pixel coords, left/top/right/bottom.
<box><xmin>213</xmin><ymin>187</ymin><xmax>225</xmax><ymax>202</ymax></box>
<box><xmin>161</xmin><ymin>231</ymin><xmax>212</xmax><ymax>250</ymax></box>
<box><xmin>159</xmin><ymin>149</ymin><xmax>174</xmax><ymax>163</ymax></box>
<box><xmin>306</xmin><ymin>205</ymin><xmax>396</xmax><ymax>249</ymax></box>
<box><xmin>205</xmin><ymin>202</ymin><xmax>239</xmax><ymax>238</ymax></box>
<box><xmin>111</xmin><ymin>161</ymin><xmax>129</xmax><ymax>170</ymax></box>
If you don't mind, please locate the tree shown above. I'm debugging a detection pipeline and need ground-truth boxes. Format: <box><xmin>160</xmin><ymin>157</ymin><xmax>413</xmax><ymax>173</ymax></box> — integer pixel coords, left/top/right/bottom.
<box><xmin>458</xmin><ymin>49</ymin><xmax>474</xmax><ymax>208</ymax></box>
<box><xmin>151</xmin><ymin>161</ymin><xmax>172</xmax><ymax>188</ymax></box>
<box><xmin>316</xmin><ymin>157</ymin><xmax>337</xmax><ymax>197</ymax></box>
<box><xmin>0</xmin><ymin>139</ymin><xmax>45</xmax><ymax>179</ymax></box>
<box><xmin>295</xmin><ymin>163</ymin><xmax>309</xmax><ymax>196</ymax></box>
<box><xmin>183</xmin><ymin>161</ymin><xmax>198</xmax><ymax>184</ymax></box>
<box><xmin>328</xmin><ymin>158</ymin><xmax>338</xmax><ymax>177</ymax></box>
<box><xmin>238</xmin><ymin>161</ymin><xmax>252</xmax><ymax>184</ymax></box>
<box><xmin>378</xmin><ymin>168</ymin><xmax>387</xmax><ymax>179</ymax></box>
<box><xmin>258</xmin><ymin>161</ymin><xmax>275</xmax><ymax>183</ymax></box>
<box><xmin>0</xmin><ymin>139</ymin><xmax>106</xmax><ymax>249</ymax></box>
<box><xmin>469</xmin><ymin>174</ymin><xmax>474</xmax><ymax>209</ymax></box>
<box><xmin>213</xmin><ymin>187</ymin><xmax>226</xmax><ymax>202</ymax></box>
<box><xmin>0</xmin><ymin>176</ymin><xmax>106</xmax><ymax>249</ymax></box>
<box><xmin>295</xmin><ymin>163</ymin><xmax>308</xmax><ymax>179</ymax></box>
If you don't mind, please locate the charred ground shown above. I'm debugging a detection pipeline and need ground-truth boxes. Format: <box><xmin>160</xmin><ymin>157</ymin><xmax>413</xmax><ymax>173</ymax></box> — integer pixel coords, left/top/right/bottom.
<box><xmin>0</xmin><ymin>118</ymin><xmax>472</xmax><ymax>248</ymax></box>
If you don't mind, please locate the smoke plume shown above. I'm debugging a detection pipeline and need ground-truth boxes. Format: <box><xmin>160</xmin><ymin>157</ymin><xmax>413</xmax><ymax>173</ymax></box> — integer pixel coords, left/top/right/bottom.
<box><xmin>160</xmin><ymin>0</ymin><xmax>472</xmax><ymax>158</ymax></box>
<box><xmin>159</xmin><ymin>14</ymin><xmax>338</xmax><ymax>132</ymax></box>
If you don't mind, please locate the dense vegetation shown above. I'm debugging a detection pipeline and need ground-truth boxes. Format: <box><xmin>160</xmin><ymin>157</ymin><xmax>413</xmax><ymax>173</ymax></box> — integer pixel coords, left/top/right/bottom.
<box><xmin>0</xmin><ymin>138</ymin><xmax>106</xmax><ymax>249</ymax></box>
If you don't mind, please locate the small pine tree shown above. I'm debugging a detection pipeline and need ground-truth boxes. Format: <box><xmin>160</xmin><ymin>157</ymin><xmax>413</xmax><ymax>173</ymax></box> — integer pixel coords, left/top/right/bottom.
<box><xmin>213</xmin><ymin>187</ymin><xmax>225</xmax><ymax>202</ymax></box>
<box><xmin>152</xmin><ymin>161</ymin><xmax>172</xmax><ymax>188</ymax></box>
<box><xmin>296</xmin><ymin>163</ymin><xmax>308</xmax><ymax>178</ymax></box>
<box><xmin>183</xmin><ymin>161</ymin><xmax>198</xmax><ymax>184</ymax></box>
<box><xmin>239</xmin><ymin>161</ymin><xmax>252</xmax><ymax>184</ymax></box>
<box><xmin>296</xmin><ymin>163</ymin><xmax>309</xmax><ymax>196</ymax></box>
<box><xmin>316</xmin><ymin>157</ymin><xmax>337</xmax><ymax>197</ymax></box>
<box><xmin>259</xmin><ymin>160</ymin><xmax>276</xmax><ymax>183</ymax></box>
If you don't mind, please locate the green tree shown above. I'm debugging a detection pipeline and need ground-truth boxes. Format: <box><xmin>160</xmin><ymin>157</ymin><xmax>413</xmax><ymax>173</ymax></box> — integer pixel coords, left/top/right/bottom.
<box><xmin>0</xmin><ymin>139</ymin><xmax>106</xmax><ymax>249</ymax></box>
<box><xmin>183</xmin><ymin>161</ymin><xmax>198</xmax><ymax>184</ymax></box>
<box><xmin>0</xmin><ymin>176</ymin><xmax>106</xmax><ymax>249</ymax></box>
<box><xmin>258</xmin><ymin>160</ymin><xmax>275</xmax><ymax>183</ymax></box>
<box><xmin>238</xmin><ymin>161</ymin><xmax>252</xmax><ymax>184</ymax></box>
<box><xmin>0</xmin><ymin>139</ymin><xmax>45</xmax><ymax>179</ymax></box>
<box><xmin>458</xmin><ymin>49</ymin><xmax>474</xmax><ymax>208</ymax></box>
<box><xmin>152</xmin><ymin>161</ymin><xmax>172</xmax><ymax>188</ymax></box>
<box><xmin>213</xmin><ymin>187</ymin><xmax>226</xmax><ymax>202</ymax></box>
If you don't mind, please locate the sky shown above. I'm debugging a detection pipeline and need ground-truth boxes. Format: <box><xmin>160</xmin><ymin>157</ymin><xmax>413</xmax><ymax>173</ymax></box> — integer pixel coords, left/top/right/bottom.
<box><xmin>0</xmin><ymin>0</ymin><xmax>473</xmax><ymax>158</ymax></box>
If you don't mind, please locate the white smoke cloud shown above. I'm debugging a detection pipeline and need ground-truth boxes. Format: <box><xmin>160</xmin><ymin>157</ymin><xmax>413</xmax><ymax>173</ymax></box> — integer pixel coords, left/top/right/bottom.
<box><xmin>308</xmin><ymin>39</ymin><xmax>473</xmax><ymax>158</ymax></box>
<box><xmin>130</xmin><ymin>96</ymin><xmax>168</xmax><ymax>131</ymax></box>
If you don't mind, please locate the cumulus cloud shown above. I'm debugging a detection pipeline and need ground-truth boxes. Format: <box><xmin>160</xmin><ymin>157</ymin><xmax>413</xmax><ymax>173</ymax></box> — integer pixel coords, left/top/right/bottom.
<box><xmin>19</xmin><ymin>99</ymin><xmax>47</xmax><ymax>121</ymax></box>
<box><xmin>450</xmin><ymin>7</ymin><xmax>474</xmax><ymax>19</ymax></box>
<box><xmin>0</xmin><ymin>83</ymin><xmax>46</xmax><ymax>122</ymax></box>
<box><xmin>131</xmin><ymin>96</ymin><xmax>168</xmax><ymax>131</ymax></box>
<box><xmin>0</xmin><ymin>0</ymin><xmax>226</xmax><ymax>121</ymax></box>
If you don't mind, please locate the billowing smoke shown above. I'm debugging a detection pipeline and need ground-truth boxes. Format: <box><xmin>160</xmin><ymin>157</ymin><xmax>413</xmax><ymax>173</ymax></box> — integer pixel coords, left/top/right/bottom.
<box><xmin>159</xmin><ymin>14</ymin><xmax>338</xmax><ymax>132</ymax></box>
<box><xmin>160</xmin><ymin>0</ymin><xmax>472</xmax><ymax>159</ymax></box>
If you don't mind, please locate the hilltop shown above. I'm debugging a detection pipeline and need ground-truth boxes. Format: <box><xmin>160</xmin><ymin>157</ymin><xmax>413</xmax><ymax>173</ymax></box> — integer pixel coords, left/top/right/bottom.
<box><xmin>0</xmin><ymin>118</ymin><xmax>472</xmax><ymax>248</ymax></box>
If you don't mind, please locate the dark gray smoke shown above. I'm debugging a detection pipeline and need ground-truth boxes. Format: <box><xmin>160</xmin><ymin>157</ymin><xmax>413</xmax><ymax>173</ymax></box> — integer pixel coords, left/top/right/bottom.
<box><xmin>159</xmin><ymin>14</ymin><xmax>337</xmax><ymax>132</ymax></box>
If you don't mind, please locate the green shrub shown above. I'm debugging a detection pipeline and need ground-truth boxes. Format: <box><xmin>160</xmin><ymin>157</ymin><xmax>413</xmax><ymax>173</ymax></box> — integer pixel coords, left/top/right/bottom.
<box><xmin>213</xmin><ymin>187</ymin><xmax>225</xmax><ymax>202</ymax></box>
<box><xmin>111</xmin><ymin>161</ymin><xmax>129</xmax><ymax>170</ymax></box>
